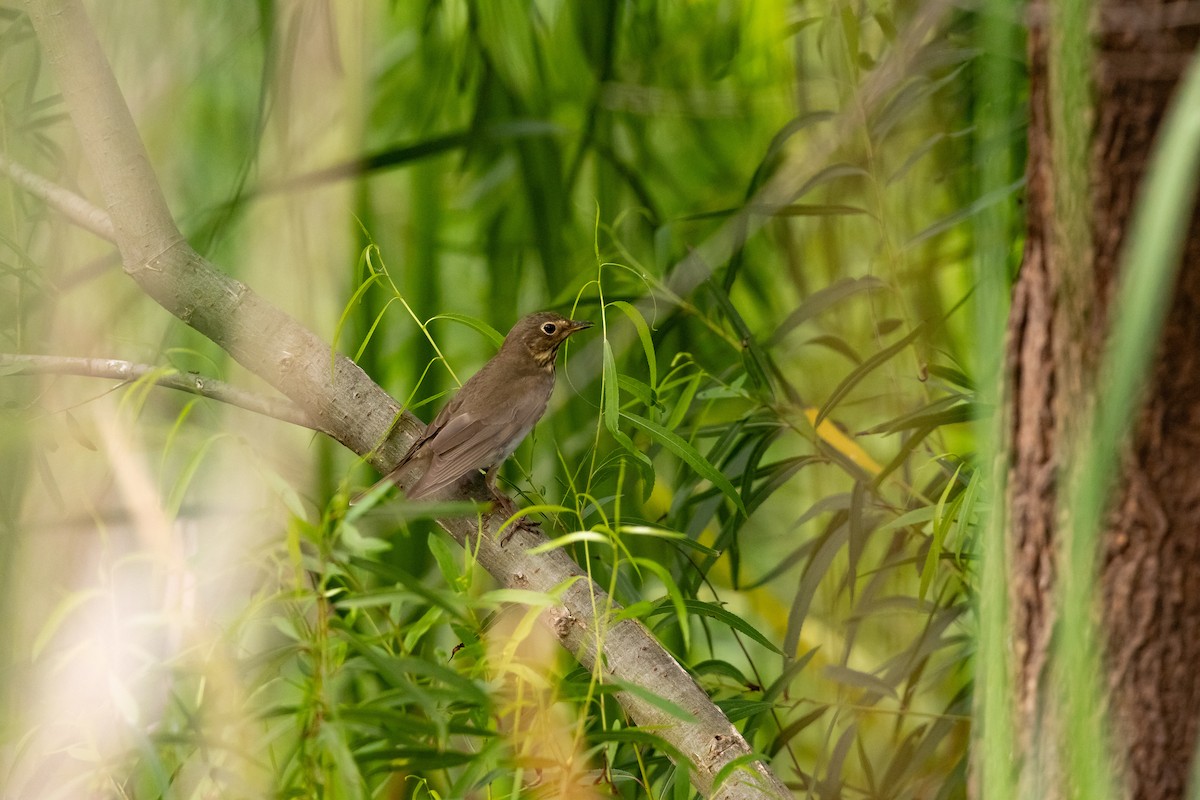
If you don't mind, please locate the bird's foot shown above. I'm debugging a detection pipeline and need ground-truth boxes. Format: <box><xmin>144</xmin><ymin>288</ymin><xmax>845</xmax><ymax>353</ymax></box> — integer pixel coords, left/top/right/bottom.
<box><xmin>499</xmin><ymin>516</ymin><xmax>541</xmax><ymax>545</ymax></box>
<box><xmin>491</xmin><ymin>492</ymin><xmax>539</xmax><ymax>545</ymax></box>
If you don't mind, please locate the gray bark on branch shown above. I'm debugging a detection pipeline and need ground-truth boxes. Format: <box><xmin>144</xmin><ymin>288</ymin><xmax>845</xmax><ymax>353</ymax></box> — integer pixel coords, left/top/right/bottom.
<box><xmin>0</xmin><ymin>353</ymin><xmax>315</xmax><ymax>427</ymax></box>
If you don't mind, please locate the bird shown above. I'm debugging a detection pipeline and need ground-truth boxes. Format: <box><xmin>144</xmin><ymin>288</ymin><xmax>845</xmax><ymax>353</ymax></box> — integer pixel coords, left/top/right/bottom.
<box><xmin>362</xmin><ymin>311</ymin><xmax>593</xmax><ymax>510</ymax></box>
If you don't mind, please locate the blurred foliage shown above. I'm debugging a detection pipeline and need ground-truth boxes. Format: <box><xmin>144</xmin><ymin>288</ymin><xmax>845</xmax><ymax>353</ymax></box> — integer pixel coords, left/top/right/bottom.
<box><xmin>0</xmin><ymin>0</ymin><xmax>1025</xmax><ymax>798</ymax></box>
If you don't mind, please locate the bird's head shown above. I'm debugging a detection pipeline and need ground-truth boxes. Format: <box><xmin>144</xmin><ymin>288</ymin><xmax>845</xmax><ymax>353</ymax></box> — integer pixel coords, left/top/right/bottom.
<box><xmin>506</xmin><ymin>311</ymin><xmax>593</xmax><ymax>368</ymax></box>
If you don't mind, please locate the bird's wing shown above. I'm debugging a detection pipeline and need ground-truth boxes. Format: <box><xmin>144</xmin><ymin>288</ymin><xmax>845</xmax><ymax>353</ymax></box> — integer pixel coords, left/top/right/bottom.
<box><xmin>407</xmin><ymin>394</ymin><xmax>546</xmax><ymax>498</ymax></box>
<box><xmin>406</xmin><ymin>412</ymin><xmax>511</xmax><ymax>498</ymax></box>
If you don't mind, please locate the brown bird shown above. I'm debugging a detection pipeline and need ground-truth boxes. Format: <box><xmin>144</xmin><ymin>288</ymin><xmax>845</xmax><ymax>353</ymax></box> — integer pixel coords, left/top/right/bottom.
<box><xmin>365</xmin><ymin>311</ymin><xmax>592</xmax><ymax>506</ymax></box>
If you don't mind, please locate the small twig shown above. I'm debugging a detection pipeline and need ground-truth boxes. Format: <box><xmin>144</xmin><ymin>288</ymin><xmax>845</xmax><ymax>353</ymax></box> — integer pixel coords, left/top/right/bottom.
<box><xmin>0</xmin><ymin>353</ymin><xmax>317</xmax><ymax>428</ymax></box>
<box><xmin>0</xmin><ymin>152</ymin><xmax>116</xmax><ymax>242</ymax></box>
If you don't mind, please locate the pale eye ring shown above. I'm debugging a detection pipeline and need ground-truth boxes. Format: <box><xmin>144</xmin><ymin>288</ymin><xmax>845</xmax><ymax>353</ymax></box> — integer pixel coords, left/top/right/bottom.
<box><xmin>541</xmin><ymin>322</ymin><xmax>557</xmax><ymax>335</ymax></box>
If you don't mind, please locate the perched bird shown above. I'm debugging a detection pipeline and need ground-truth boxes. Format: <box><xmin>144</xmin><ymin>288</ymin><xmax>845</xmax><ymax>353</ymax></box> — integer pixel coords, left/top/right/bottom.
<box><xmin>364</xmin><ymin>311</ymin><xmax>593</xmax><ymax>507</ymax></box>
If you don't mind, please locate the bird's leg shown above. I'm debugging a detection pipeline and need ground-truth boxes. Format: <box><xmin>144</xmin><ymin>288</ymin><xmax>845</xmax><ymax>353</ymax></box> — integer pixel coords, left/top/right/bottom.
<box><xmin>485</xmin><ymin>467</ymin><xmax>538</xmax><ymax>544</ymax></box>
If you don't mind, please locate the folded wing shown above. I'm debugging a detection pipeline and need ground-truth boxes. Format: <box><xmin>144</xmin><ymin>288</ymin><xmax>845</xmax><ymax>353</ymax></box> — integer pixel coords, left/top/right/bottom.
<box><xmin>406</xmin><ymin>396</ymin><xmax>544</xmax><ymax>498</ymax></box>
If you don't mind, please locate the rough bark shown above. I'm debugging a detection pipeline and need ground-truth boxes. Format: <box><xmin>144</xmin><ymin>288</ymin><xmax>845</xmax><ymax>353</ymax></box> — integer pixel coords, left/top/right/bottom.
<box><xmin>1008</xmin><ymin>1</ymin><xmax>1200</xmax><ymax>798</ymax></box>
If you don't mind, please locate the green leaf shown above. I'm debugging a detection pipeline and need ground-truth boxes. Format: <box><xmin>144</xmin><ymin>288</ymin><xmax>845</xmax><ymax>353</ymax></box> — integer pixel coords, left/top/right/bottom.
<box><xmin>603</xmin><ymin>343</ymin><xmax>655</xmax><ymax>481</ymax></box>
<box><xmin>664</xmin><ymin>371</ymin><xmax>703</xmax><ymax>431</ymax></box>
<box><xmin>920</xmin><ymin>461</ymin><xmax>964</xmax><ymax>600</ymax></box>
<box><xmin>647</xmin><ymin>598</ymin><xmax>781</xmax><ymax>655</ymax></box>
<box><xmin>631</xmin><ymin>557</ymin><xmax>690</xmax><ymax>651</ymax></box>
<box><xmin>618</xmin><ymin>524</ymin><xmax>721</xmax><ymax>556</ymax></box>
<box><xmin>824</xmin><ymin>664</ymin><xmax>899</xmax><ymax>699</ymax></box>
<box><xmin>602</xmin><ymin>340</ymin><xmax>621</xmax><ymax>434</ymax></box>
<box><xmin>793</xmin><ymin>162</ymin><xmax>871</xmax><ymax>197</ymax></box>
<box><xmin>608</xmin><ymin>677</ymin><xmax>697</xmax><ymax>723</ymax></box>
<box><xmin>718</xmin><ymin>699</ymin><xmax>778</xmax><ymax>723</ymax></box>
<box><xmin>862</xmin><ymin>395</ymin><xmax>975</xmax><ymax>435</ymax></box>
<box><xmin>165</xmin><ymin>433</ymin><xmax>228</xmax><ymax>519</ymax></box>
<box><xmin>340</xmin><ymin>521</ymin><xmax>392</xmax><ymax>555</ymax></box>
<box><xmin>774</xmin><ymin>203</ymin><xmax>871</xmax><ymax>218</ymax></box>
<box><xmin>524</xmin><ymin>530</ymin><xmax>612</xmax><ymax>554</ymax></box>
<box><xmin>617</xmin><ymin>373</ymin><xmax>657</xmax><ymax>409</ymax></box>
<box><xmin>620</xmin><ymin>410</ymin><xmax>747</xmax><ymax>516</ymax></box>
<box><xmin>609</xmin><ymin>299</ymin><xmax>657</xmax><ymax>388</ymax></box>
<box><xmin>334</xmin><ymin>590</ymin><xmax>420</xmax><ymax>609</ymax></box>
<box><xmin>816</xmin><ymin>323</ymin><xmax>925</xmax><ymax>427</ymax></box>
<box><xmin>590</xmin><ymin>728</ymin><xmax>689</xmax><ymax>767</ymax></box>
<box><xmin>428</xmin><ymin>312</ymin><xmax>504</xmax><ymax>348</ymax></box>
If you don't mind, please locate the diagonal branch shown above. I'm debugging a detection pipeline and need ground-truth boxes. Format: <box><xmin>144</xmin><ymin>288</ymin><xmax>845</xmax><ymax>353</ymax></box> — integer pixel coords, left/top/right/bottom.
<box><xmin>0</xmin><ymin>353</ymin><xmax>315</xmax><ymax>427</ymax></box>
<box><xmin>0</xmin><ymin>152</ymin><xmax>116</xmax><ymax>242</ymax></box>
<box><xmin>20</xmin><ymin>1</ymin><xmax>789</xmax><ymax>798</ymax></box>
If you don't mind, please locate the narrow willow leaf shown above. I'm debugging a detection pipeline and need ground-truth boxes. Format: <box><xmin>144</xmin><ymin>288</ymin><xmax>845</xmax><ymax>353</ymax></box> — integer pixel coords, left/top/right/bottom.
<box><xmin>905</xmin><ymin>178</ymin><xmax>1024</xmax><ymax>248</ymax></box>
<box><xmin>816</xmin><ymin>323</ymin><xmax>926</xmax><ymax>426</ymax></box>
<box><xmin>166</xmin><ymin>434</ymin><xmax>227</xmax><ymax>519</ymax></box>
<box><xmin>746</xmin><ymin>455</ymin><xmax>823</xmax><ymax>514</ymax></box>
<box><xmin>920</xmin><ymin>462</ymin><xmax>965</xmax><ymax>600</ymax></box>
<box><xmin>590</xmin><ymin>728</ymin><xmax>688</xmax><ymax>767</ymax></box>
<box><xmin>602</xmin><ymin>340</ymin><xmax>621</xmax><ymax>434</ymax></box>
<box><xmin>63</xmin><ymin>410</ymin><xmax>96</xmax><ymax>451</ymax></box>
<box><xmin>764</xmin><ymin>648</ymin><xmax>821</xmax><ymax>703</ymax></box>
<box><xmin>804</xmin><ymin>333</ymin><xmax>865</xmax><ymax>364</ymax></box>
<box><xmin>620</xmin><ymin>410</ymin><xmax>747</xmax><ymax>516</ymax></box>
<box><xmin>608</xmin><ymin>677</ymin><xmax>697</xmax><ymax>723</ymax></box>
<box><xmin>870</xmin><ymin>423</ymin><xmax>938</xmax><ymax>488</ymax></box>
<box><xmin>525</xmin><ymin>530</ymin><xmax>612</xmax><ymax>554</ymax></box>
<box><xmin>340</xmin><ymin>521</ymin><xmax>392</xmax><ymax>555</ymax></box>
<box><xmin>887</xmin><ymin>132</ymin><xmax>945</xmax><ymax>185</ymax></box>
<box><xmin>364</xmin><ymin>748</ymin><xmax>475</xmax><ymax>770</ymax></box>
<box><xmin>744</xmin><ymin>524</ymin><xmax>823</xmax><ymax>589</ymax></box>
<box><xmin>609</xmin><ymin>299</ymin><xmax>657</xmax><ymax>388</ymax></box>
<box><xmin>926</xmin><ymin>362</ymin><xmax>975</xmax><ymax>390</ymax></box>
<box><xmin>693</xmin><ymin>659</ymin><xmax>752</xmax><ymax>685</ymax></box>
<box><xmin>647</xmin><ymin>598</ymin><xmax>782</xmax><ymax>655</ymax></box>
<box><xmin>619</xmin><ymin>524</ymin><xmax>722</xmax><ymax>555</ymax></box>
<box><xmin>774</xmin><ymin>203</ymin><xmax>871</xmax><ymax>218</ymax></box>
<box><xmin>768</xmin><ymin>706</ymin><xmax>828</xmax><ymax>756</ymax></box>
<box><xmin>428</xmin><ymin>312</ymin><xmax>504</xmax><ymax>348</ymax></box>
<box><xmin>785</xmin><ymin>519</ymin><xmax>849</xmax><ymax>658</ymax></box>
<box><xmin>792</xmin><ymin>162</ymin><xmax>871</xmax><ymax>198</ymax></box>
<box><xmin>824</xmin><ymin>725</ymin><xmax>859</xmax><ymax>794</ymax></box>
<box><xmin>805</xmin><ymin>409</ymin><xmax>883</xmax><ymax>475</ymax></box>
<box><xmin>617</xmin><ymin>373</ymin><xmax>655</xmax><ymax>407</ymax></box>
<box><xmin>664</xmin><ymin>371</ymin><xmax>703</xmax><ymax>432</ymax></box>
<box><xmin>478</xmin><ymin>588</ymin><xmax>562</xmax><ymax>608</ymax></box>
<box><xmin>352</xmin><ymin>300</ymin><xmax>398</xmax><ymax>362</ymax></box>
<box><xmin>824</xmin><ymin>665</ymin><xmax>899</xmax><ymax>699</ymax></box>
<box><xmin>712</xmin><ymin>753</ymin><xmax>774</xmax><ymax>793</ymax></box>
<box><xmin>333</xmin><ymin>260</ymin><xmax>389</xmax><ymax>359</ymax></box>
<box><xmin>877</xmin><ymin>504</ymin><xmax>938</xmax><ymax>533</ymax></box>
<box><xmin>599</xmin><ymin>345</ymin><xmax>656</xmax><ymax>483</ymax></box>
<box><xmin>256</xmin><ymin>457</ymin><xmax>310</xmax><ymax>521</ymax></box>
<box><xmin>350</xmin><ymin>554</ymin><xmax>469</xmax><ymax>620</ymax></box>
<box><xmin>719</xmin><ymin>699</ymin><xmax>778</xmax><ymax>723</ymax></box>
<box><xmin>704</xmin><ymin>282</ymin><xmax>775</xmax><ymax>394</ymax></box>
<box><xmin>863</xmin><ymin>395</ymin><xmax>973</xmax><ymax>435</ymax></box>
<box><xmin>847</xmin><ymin>481</ymin><xmax>868</xmax><ymax>597</ymax></box>
<box><xmin>633</xmin><ymin>557</ymin><xmax>690</xmax><ymax>651</ymax></box>
<box><xmin>334</xmin><ymin>590</ymin><xmax>421</xmax><ymax>609</ymax></box>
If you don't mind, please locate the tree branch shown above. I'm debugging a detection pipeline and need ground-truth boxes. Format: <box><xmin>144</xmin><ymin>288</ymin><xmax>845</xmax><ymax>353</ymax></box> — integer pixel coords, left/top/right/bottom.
<box><xmin>21</xmin><ymin>2</ymin><xmax>789</xmax><ymax>797</ymax></box>
<box><xmin>0</xmin><ymin>353</ymin><xmax>316</xmax><ymax>428</ymax></box>
<box><xmin>0</xmin><ymin>152</ymin><xmax>116</xmax><ymax>242</ymax></box>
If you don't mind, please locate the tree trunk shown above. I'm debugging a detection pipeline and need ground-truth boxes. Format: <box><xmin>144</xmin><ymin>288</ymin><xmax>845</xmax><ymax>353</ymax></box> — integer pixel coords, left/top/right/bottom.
<box><xmin>1008</xmin><ymin>2</ymin><xmax>1200</xmax><ymax>798</ymax></box>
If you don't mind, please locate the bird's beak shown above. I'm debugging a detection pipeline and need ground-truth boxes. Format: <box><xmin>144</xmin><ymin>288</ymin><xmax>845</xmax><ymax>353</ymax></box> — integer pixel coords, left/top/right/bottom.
<box><xmin>568</xmin><ymin>319</ymin><xmax>594</xmax><ymax>333</ymax></box>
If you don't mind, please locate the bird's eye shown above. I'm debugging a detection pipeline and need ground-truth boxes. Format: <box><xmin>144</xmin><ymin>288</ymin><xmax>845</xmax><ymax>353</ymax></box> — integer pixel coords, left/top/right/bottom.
<box><xmin>541</xmin><ymin>322</ymin><xmax>557</xmax><ymax>335</ymax></box>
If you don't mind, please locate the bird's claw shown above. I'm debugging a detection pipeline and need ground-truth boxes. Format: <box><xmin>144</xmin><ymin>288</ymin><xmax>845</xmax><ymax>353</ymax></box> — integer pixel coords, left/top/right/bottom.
<box><xmin>498</xmin><ymin>513</ymin><xmax>540</xmax><ymax>545</ymax></box>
